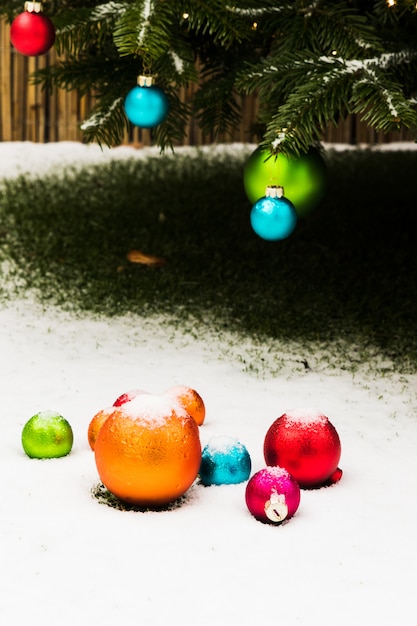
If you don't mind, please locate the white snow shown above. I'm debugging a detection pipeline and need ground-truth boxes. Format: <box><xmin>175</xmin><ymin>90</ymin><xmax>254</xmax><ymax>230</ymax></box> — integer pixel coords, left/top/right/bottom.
<box><xmin>137</xmin><ymin>0</ymin><xmax>154</xmax><ymax>48</ymax></box>
<box><xmin>118</xmin><ymin>392</ymin><xmax>189</xmax><ymax>425</ymax></box>
<box><xmin>203</xmin><ymin>435</ymin><xmax>243</xmax><ymax>453</ymax></box>
<box><xmin>281</xmin><ymin>407</ymin><xmax>329</xmax><ymax>426</ymax></box>
<box><xmin>169</xmin><ymin>49</ymin><xmax>186</xmax><ymax>75</ymax></box>
<box><xmin>1</xmin><ymin>141</ymin><xmax>417</xmax><ymax>626</ymax></box>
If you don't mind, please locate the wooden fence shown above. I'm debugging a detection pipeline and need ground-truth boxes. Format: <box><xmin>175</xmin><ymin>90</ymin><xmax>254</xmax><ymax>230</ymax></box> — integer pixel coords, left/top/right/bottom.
<box><xmin>1</xmin><ymin>19</ymin><xmax>415</xmax><ymax>146</ymax></box>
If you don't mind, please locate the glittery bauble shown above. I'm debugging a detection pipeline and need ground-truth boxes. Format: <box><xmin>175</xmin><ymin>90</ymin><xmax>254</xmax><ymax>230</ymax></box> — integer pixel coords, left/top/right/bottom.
<box><xmin>250</xmin><ymin>195</ymin><xmax>297</xmax><ymax>241</ymax></box>
<box><xmin>22</xmin><ymin>410</ymin><xmax>73</xmax><ymax>459</ymax></box>
<box><xmin>94</xmin><ymin>393</ymin><xmax>201</xmax><ymax>507</ymax></box>
<box><xmin>124</xmin><ymin>85</ymin><xmax>169</xmax><ymax>128</ymax></box>
<box><xmin>10</xmin><ymin>10</ymin><xmax>55</xmax><ymax>56</ymax></box>
<box><xmin>199</xmin><ymin>436</ymin><xmax>251</xmax><ymax>486</ymax></box>
<box><xmin>243</xmin><ymin>146</ymin><xmax>327</xmax><ymax>217</ymax></box>
<box><xmin>88</xmin><ymin>407</ymin><xmax>113</xmax><ymax>451</ymax></box>
<box><xmin>245</xmin><ymin>466</ymin><xmax>300</xmax><ymax>524</ymax></box>
<box><xmin>164</xmin><ymin>385</ymin><xmax>206</xmax><ymax>426</ymax></box>
<box><xmin>264</xmin><ymin>408</ymin><xmax>342</xmax><ymax>489</ymax></box>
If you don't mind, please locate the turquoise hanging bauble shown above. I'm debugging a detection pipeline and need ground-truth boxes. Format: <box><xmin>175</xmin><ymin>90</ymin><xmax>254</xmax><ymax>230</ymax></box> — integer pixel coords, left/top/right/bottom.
<box><xmin>250</xmin><ymin>186</ymin><xmax>297</xmax><ymax>241</ymax></box>
<box><xmin>124</xmin><ymin>76</ymin><xmax>169</xmax><ymax>129</ymax></box>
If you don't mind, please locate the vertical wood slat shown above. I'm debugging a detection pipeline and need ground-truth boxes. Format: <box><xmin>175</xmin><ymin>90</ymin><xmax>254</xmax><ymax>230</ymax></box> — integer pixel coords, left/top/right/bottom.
<box><xmin>0</xmin><ymin>20</ymin><xmax>12</xmax><ymax>141</ymax></box>
<box><xmin>0</xmin><ymin>18</ymin><xmax>415</xmax><ymax>146</ymax></box>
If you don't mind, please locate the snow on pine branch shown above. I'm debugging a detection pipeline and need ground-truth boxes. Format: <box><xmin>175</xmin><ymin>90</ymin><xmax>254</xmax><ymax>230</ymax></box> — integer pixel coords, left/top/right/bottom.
<box><xmin>249</xmin><ymin>48</ymin><xmax>417</xmax><ymax>82</ymax></box>
<box><xmin>80</xmin><ymin>97</ymin><xmax>124</xmax><ymax>131</ymax></box>
<box><xmin>137</xmin><ymin>0</ymin><xmax>154</xmax><ymax>48</ymax></box>
<box><xmin>90</xmin><ymin>2</ymin><xmax>128</xmax><ymax>21</ymax></box>
<box><xmin>169</xmin><ymin>50</ymin><xmax>185</xmax><ymax>75</ymax></box>
<box><xmin>55</xmin><ymin>2</ymin><xmax>128</xmax><ymax>34</ymax></box>
<box><xmin>269</xmin><ymin>54</ymin><xmax>416</xmax><ymax>150</ymax></box>
<box><xmin>226</xmin><ymin>1</ymin><xmax>320</xmax><ymax>17</ymax></box>
<box><xmin>320</xmin><ymin>50</ymin><xmax>417</xmax><ymax>72</ymax></box>
<box><xmin>226</xmin><ymin>5</ymin><xmax>286</xmax><ymax>15</ymax></box>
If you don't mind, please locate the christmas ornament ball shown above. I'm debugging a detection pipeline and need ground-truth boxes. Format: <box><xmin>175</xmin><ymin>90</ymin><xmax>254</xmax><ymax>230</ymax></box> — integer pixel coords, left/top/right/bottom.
<box><xmin>10</xmin><ymin>10</ymin><xmax>55</xmax><ymax>56</ymax></box>
<box><xmin>199</xmin><ymin>436</ymin><xmax>251</xmax><ymax>486</ymax></box>
<box><xmin>124</xmin><ymin>85</ymin><xmax>169</xmax><ymax>128</ymax></box>
<box><xmin>94</xmin><ymin>393</ymin><xmax>201</xmax><ymax>507</ymax></box>
<box><xmin>113</xmin><ymin>388</ymin><xmax>147</xmax><ymax>406</ymax></box>
<box><xmin>250</xmin><ymin>193</ymin><xmax>297</xmax><ymax>241</ymax></box>
<box><xmin>243</xmin><ymin>146</ymin><xmax>327</xmax><ymax>217</ymax></box>
<box><xmin>245</xmin><ymin>466</ymin><xmax>300</xmax><ymax>524</ymax></box>
<box><xmin>22</xmin><ymin>410</ymin><xmax>73</xmax><ymax>459</ymax></box>
<box><xmin>88</xmin><ymin>407</ymin><xmax>113</xmax><ymax>451</ymax></box>
<box><xmin>264</xmin><ymin>408</ymin><xmax>342</xmax><ymax>489</ymax></box>
<box><xmin>164</xmin><ymin>384</ymin><xmax>206</xmax><ymax>426</ymax></box>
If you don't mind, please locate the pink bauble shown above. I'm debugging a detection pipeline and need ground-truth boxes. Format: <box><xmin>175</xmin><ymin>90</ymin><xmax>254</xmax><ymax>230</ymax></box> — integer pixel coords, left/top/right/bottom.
<box><xmin>10</xmin><ymin>10</ymin><xmax>55</xmax><ymax>56</ymax></box>
<box><xmin>264</xmin><ymin>408</ymin><xmax>342</xmax><ymax>489</ymax></box>
<box><xmin>245</xmin><ymin>466</ymin><xmax>300</xmax><ymax>524</ymax></box>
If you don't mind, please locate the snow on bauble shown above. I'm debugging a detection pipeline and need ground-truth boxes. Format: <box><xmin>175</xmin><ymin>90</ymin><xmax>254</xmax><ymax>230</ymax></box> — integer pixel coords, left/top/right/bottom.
<box><xmin>94</xmin><ymin>393</ymin><xmax>201</xmax><ymax>507</ymax></box>
<box><xmin>199</xmin><ymin>436</ymin><xmax>251</xmax><ymax>485</ymax></box>
<box><xmin>263</xmin><ymin>408</ymin><xmax>342</xmax><ymax>489</ymax></box>
<box><xmin>112</xmin><ymin>388</ymin><xmax>147</xmax><ymax>406</ymax></box>
<box><xmin>163</xmin><ymin>384</ymin><xmax>206</xmax><ymax>426</ymax></box>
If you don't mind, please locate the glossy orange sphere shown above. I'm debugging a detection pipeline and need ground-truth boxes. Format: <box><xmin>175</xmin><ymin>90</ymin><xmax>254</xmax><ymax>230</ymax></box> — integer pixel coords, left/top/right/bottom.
<box><xmin>94</xmin><ymin>394</ymin><xmax>202</xmax><ymax>507</ymax></box>
<box><xmin>88</xmin><ymin>407</ymin><xmax>114</xmax><ymax>451</ymax></box>
<box><xmin>164</xmin><ymin>385</ymin><xmax>206</xmax><ymax>426</ymax></box>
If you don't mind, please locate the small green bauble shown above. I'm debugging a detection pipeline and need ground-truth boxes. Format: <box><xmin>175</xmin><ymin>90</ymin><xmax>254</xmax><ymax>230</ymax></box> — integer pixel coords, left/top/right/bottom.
<box><xmin>22</xmin><ymin>410</ymin><xmax>73</xmax><ymax>459</ymax></box>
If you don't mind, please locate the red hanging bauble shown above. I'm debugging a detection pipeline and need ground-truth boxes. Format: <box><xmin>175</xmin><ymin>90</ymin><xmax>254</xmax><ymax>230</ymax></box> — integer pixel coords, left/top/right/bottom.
<box><xmin>10</xmin><ymin>2</ymin><xmax>55</xmax><ymax>57</ymax></box>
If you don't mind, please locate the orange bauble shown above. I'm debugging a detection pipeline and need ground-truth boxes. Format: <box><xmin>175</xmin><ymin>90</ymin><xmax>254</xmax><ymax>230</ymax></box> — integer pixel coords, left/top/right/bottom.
<box><xmin>164</xmin><ymin>385</ymin><xmax>206</xmax><ymax>426</ymax></box>
<box><xmin>88</xmin><ymin>407</ymin><xmax>114</xmax><ymax>451</ymax></box>
<box><xmin>94</xmin><ymin>393</ymin><xmax>202</xmax><ymax>507</ymax></box>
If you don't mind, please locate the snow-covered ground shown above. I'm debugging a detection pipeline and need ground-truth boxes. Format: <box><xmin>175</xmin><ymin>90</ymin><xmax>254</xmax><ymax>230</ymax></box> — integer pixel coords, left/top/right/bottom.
<box><xmin>1</xmin><ymin>142</ymin><xmax>417</xmax><ymax>626</ymax></box>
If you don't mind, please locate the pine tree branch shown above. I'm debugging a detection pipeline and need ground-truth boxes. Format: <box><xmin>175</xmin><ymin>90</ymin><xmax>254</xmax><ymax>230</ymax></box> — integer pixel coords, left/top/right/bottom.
<box><xmin>3</xmin><ymin>0</ymin><xmax>417</xmax><ymax>151</ymax></box>
<box><xmin>52</xmin><ymin>3</ymin><xmax>127</xmax><ymax>56</ymax></box>
<box><xmin>258</xmin><ymin>52</ymin><xmax>417</xmax><ymax>155</ymax></box>
<box><xmin>80</xmin><ymin>96</ymin><xmax>128</xmax><ymax>146</ymax></box>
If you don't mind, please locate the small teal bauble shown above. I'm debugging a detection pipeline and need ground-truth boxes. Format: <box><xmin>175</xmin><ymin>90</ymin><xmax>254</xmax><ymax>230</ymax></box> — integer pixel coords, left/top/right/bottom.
<box><xmin>243</xmin><ymin>145</ymin><xmax>327</xmax><ymax>217</ymax></box>
<box><xmin>124</xmin><ymin>77</ymin><xmax>169</xmax><ymax>128</ymax></box>
<box><xmin>250</xmin><ymin>186</ymin><xmax>297</xmax><ymax>241</ymax></box>
<box><xmin>199</xmin><ymin>436</ymin><xmax>252</xmax><ymax>486</ymax></box>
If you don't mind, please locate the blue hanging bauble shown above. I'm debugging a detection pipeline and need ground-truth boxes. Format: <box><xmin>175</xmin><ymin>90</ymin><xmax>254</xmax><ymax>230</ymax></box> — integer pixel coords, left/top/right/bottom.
<box><xmin>124</xmin><ymin>76</ymin><xmax>169</xmax><ymax>129</ymax></box>
<box><xmin>250</xmin><ymin>186</ymin><xmax>297</xmax><ymax>241</ymax></box>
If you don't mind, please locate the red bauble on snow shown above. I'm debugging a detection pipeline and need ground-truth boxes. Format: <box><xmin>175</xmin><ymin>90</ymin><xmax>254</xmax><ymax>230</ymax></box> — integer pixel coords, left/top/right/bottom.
<box><xmin>10</xmin><ymin>3</ymin><xmax>55</xmax><ymax>57</ymax></box>
<box><xmin>264</xmin><ymin>408</ymin><xmax>342</xmax><ymax>489</ymax></box>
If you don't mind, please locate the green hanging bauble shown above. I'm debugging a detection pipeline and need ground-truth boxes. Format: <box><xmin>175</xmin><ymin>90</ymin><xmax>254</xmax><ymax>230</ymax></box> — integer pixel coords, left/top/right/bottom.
<box><xmin>243</xmin><ymin>146</ymin><xmax>327</xmax><ymax>218</ymax></box>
